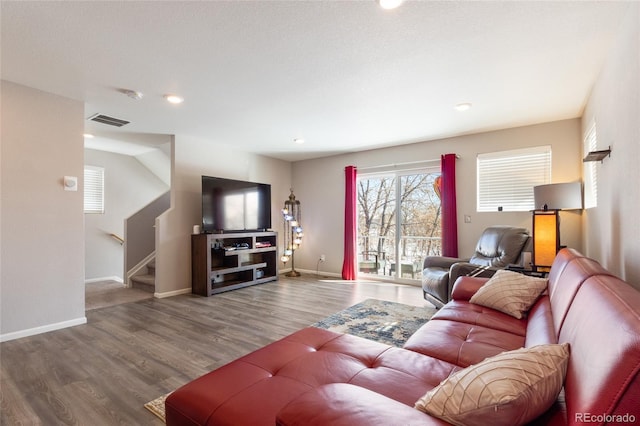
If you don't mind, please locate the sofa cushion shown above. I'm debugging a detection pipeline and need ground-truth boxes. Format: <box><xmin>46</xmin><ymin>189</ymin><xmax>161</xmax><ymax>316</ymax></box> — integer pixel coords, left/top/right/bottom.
<box><xmin>277</xmin><ymin>384</ymin><xmax>449</xmax><ymax>426</ymax></box>
<box><xmin>469</xmin><ymin>269</ymin><xmax>547</xmax><ymax>319</ymax></box>
<box><xmin>431</xmin><ymin>300</ymin><xmax>527</xmax><ymax>336</ymax></box>
<box><xmin>166</xmin><ymin>327</ymin><xmax>395</xmax><ymax>426</ymax></box>
<box><xmin>547</xmin><ymin>254</ymin><xmax>613</xmax><ymax>339</ymax></box>
<box><xmin>524</xmin><ymin>295</ymin><xmax>557</xmax><ymax>348</ymax></box>
<box><xmin>348</xmin><ymin>345</ymin><xmax>459</xmax><ymax>406</ymax></box>
<box><xmin>415</xmin><ymin>343</ymin><xmax>570</xmax><ymax>426</ymax></box>
<box><xmin>558</xmin><ymin>275</ymin><xmax>640</xmax><ymax>421</ymax></box>
<box><xmin>404</xmin><ymin>319</ymin><xmax>525</xmax><ymax>368</ymax></box>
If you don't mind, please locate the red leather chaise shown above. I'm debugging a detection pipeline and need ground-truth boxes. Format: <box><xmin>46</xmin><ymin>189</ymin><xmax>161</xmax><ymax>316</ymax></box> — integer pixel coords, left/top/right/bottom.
<box><xmin>165</xmin><ymin>248</ymin><xmax>640</xmax><ymax>425</ymax></box>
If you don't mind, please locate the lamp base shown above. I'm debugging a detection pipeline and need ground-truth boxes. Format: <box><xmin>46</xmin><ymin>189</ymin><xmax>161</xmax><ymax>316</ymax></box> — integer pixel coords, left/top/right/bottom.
<box><xmin>285</xmin><ymin>270</ymin><xmax>301</xmax><ymax>277</ymax></box>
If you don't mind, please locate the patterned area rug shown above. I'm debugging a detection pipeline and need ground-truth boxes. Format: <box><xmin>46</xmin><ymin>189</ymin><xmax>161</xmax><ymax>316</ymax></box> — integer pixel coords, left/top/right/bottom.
<box><xmin>144</xmin><ymin>393</ymin><xmax>170</xmax><ymax>422</ymax></box>
<box><xmin>144</xmin><ymin>298</ymin><xmax>436</xmax><ymax>422</ymax></box>
<box><xmin>312</xmin><ymin>298</ymin><xmax>437</xmax><ymax>347</ymax></box>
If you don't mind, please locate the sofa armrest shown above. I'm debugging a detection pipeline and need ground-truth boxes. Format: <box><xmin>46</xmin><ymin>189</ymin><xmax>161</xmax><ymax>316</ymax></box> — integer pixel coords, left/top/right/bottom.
<box><xmin>276</xmin><ymin>383</ymin><xmax>448</xmax><ymax>426</ymax></box>
<box><xmin>449</xmin><ymin>262</ymin><xmax>500</xmax><ymax>285</ymax></box>
<box><xmin>450</xmin><ymin>276</ymin><xmax>490</xmax><ymax>301</ymax></box>
<box><xmin>423</xmin><ymin>255</ymin><xmax>469</xmax><ymax>270</ymax></box>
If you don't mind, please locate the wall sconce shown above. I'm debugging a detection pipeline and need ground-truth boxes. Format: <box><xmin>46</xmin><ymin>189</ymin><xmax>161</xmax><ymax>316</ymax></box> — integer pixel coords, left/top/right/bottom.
<box><xmin>531</xmin><ymin>182</ymin><xmax>582</xmax><ymax>271</ymax></box>
<box><xmin>282</xmin><ymin>189</ymin><xmax>302</xmax><ymax>277</ymax></box>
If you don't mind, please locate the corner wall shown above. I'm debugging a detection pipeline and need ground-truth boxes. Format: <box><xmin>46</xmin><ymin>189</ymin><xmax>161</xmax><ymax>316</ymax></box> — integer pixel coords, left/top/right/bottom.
<box><xmin>1</xmin><ymin>81</ymin><xmax>85</xmax><ymax>341</ymax></box>
<box><xmin>582</xmin><ymin>3</ymin><xmax>640</xmax><ymax>287</ymax></box>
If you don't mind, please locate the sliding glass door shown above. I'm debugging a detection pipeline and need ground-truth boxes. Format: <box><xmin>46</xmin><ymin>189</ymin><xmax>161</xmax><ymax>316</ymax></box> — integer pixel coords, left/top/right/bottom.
<box><xmin>357</xmin><ymin>169</ymin><xmax>441</xmax><ymax>281</ymax></box>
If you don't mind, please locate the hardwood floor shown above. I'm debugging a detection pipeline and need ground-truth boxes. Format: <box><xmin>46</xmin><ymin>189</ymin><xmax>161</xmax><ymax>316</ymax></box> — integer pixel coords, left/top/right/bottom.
<box><xmin>85</xmin><ymin>280</ymin><xmax>153</xmax><ymax>311</ymax></box>
<box><xmin>1</xmin><ymin>274</ymin><xmax>430</xmax><ymax>425</ymax></box>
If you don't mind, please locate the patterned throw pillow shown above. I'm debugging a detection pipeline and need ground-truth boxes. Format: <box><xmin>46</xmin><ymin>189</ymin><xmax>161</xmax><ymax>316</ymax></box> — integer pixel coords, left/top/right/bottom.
<box><xmin>469</xmin><ymin>269</ymin><xmax>547</xmax><ymax>319</ymax></box>
<box><xmin>415</xmin><ymin>343</ymin><xmax>570</xmax><ymax>426</ymax></box>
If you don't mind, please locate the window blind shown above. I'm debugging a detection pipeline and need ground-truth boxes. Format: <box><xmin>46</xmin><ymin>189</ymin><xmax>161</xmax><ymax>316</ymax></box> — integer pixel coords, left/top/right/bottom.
<box><xmin>583</xmin><ymin>122</ymin><xmax>598</xmax><ymax>209</ymax></box>
<box><xmin>84</xmin><ymin>166</ymin><xmax>104</xmax><ymax>214</ymax></box>
<box><xmin>477</xmin><ymin>146</ymin><xmax>551</xmax><ymax>212</ymax></box>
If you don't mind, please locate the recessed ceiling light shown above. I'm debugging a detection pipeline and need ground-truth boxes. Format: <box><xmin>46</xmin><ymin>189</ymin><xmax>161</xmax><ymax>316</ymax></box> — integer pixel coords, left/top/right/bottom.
<box><xmin>455</xmin><ymin>102</ymin><xmax>472</xmax><ymax>112</ymax></box>
<box><xmin>83</xmin><ymin>133</ymin><xmax>94</xmax><ymax>139</ymax></box>
<box><xmin>164</xmin><ymin>94</ymin><xmax>184</xmax><ymax>104</ymax></box>
<box><xmin>294</xmin><ymin>138</ymin><xmax>305</xmax><ymax>145</ymax></box>
<box><xmin>378</xmin><ymin>0</ymin><xmax>404</xmax><ymax>10</ymax></box>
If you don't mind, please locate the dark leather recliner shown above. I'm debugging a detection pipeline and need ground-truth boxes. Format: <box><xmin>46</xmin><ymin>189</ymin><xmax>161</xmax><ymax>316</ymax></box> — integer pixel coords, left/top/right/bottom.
<box><xmin>421</xmin><ymin>225</ymin><xmax>530</xmax><ymax>308</ymax></box>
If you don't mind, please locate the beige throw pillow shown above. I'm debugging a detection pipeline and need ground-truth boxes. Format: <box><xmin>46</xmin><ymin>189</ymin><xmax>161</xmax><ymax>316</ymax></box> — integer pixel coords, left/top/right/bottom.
<box><xmin>469</xmin><ymin>269</ymin><xmax>547</xmax><ymax>319</ymax></box>
<box><xmin>415</xmin><ymin>343</ymin><xmax>570</xmax><ymax>426</ymax></box>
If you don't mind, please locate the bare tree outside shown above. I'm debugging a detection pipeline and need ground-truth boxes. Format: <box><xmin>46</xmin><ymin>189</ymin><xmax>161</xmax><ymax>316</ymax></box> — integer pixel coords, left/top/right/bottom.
<box><xmin>357</xmin><ymin>172</ymin><xmax>442</xmax><ymax>279</ymax></box>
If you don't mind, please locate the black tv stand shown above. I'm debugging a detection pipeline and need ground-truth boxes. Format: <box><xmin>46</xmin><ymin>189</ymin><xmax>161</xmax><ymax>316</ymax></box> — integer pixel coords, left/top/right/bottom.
<box><xmin>191</xmin><ymin>231</ymin><xmax>278</xmax><ymax>296</ymax></box>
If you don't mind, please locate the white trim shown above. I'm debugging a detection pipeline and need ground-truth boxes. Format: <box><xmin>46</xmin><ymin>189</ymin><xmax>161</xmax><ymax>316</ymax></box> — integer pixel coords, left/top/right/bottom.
<box><xmin>85</xmin><ymin>276</ymin><xmax>123</xmax><ymax>284</ymax></box>
<box><xmin>126</xmin><ymin>251</ymin><xmax>156</xmax><ymax>288</ymax></box>
<box><xmin>153</xmin><ymin>287</ymin><xmax>192</xmax><ymax>299</ymax></box>
<box><xmin>293</xmin><ymin>268</ymin><xmax>342</xmax><ymax>278</ymax></box>
<box><xmin>0</xmin><ymin>317</ymin><xmax>87</xmax><ymax>342</ymax></box>
<box><xmin>358</xmin><ymin>159</ymin><xmax>442</xmax><ymax>174</ymax></box>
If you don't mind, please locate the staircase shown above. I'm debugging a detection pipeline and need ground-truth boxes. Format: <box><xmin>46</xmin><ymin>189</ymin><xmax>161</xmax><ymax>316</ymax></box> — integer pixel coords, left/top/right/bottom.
<box><xmin>131</xmin><ymin>260</ymin><xmax>155</xmax><ymax>293</ymax></box>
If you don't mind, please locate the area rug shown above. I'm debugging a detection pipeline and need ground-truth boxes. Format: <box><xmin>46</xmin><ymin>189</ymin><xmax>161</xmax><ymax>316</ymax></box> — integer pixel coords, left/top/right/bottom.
<box><xmin>144</xmin><ymin>299</ymin><xmax>436</xmax><ymax>422</ymax></box>
<box><xmin>312</xmin><ymin>298</ymin><xmax>437</xmax><ymax>347</ymax></box>
<box><xmin>144</xmin><ymin>392</ymin><xmax>170</xmax><ymax>422</ymax></box>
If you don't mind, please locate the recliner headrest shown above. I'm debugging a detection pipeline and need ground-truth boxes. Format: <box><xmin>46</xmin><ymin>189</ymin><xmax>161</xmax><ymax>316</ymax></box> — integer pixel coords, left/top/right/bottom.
<box><xmin>471</xmin><ymin>226</ymin><xmax>529</xmax><ymax>267</ymax></box>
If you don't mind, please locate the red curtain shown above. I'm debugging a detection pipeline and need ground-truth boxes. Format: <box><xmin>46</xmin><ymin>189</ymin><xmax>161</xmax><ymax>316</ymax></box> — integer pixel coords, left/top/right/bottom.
<box><xmin>342</xmin><ymin>165</ymin><xmax>357</xmax><ymax>280</ymax></box>
<box><xmin>441</xmin><ymin>154</ymin><xmax>458</xmax><ymax>257</ymax></box>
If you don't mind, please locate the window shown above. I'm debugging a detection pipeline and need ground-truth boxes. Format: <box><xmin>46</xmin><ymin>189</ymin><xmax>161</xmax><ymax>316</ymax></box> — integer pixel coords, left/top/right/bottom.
<box><xmin>84</xmin><ymin>166</ymin><xmax>104</xmax><ymax>214</ymax></box>
<box><xmin>357</xmin><ymin>166</ymin><xmax>441</xmax><ymax>280</ymax></box>
<box><xmin>477</xmin><ymin>146</ymin><xmax>551</xmax><ymax>212</ymax></box>
<box><xmin>583</xmin><ymin>121</ymin><xmax>598</xmax><ymax>209</ymax></box>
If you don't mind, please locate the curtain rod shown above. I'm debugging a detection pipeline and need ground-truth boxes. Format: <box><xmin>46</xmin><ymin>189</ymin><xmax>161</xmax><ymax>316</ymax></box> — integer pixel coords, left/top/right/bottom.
<box><xmin>357</xmin><ymin>154</ymin><xmax>460</xmax><ymax>172</ymax></box>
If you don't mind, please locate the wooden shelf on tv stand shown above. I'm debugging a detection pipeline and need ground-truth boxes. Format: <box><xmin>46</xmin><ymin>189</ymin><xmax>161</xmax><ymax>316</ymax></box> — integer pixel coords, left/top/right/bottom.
<box><xmin>191</xmin><ymin>231</ymin><xmax>278</xmax><ymax>296</ymax></box>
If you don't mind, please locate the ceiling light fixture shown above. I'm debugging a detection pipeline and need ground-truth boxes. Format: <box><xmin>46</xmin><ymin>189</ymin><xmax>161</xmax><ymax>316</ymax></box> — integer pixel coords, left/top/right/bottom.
<box><xmin>83</xmin><ymin>133</ymin><xmax>95</xmax><ymax>139</ymax></box>
<box><xmin>294</xmin><ymin>138</ymin><xmax>305</xmax><ymax>145</ymax></box>
<box><xmin>455</xmin><ymin>102</ymin><xmax>472</xmax><ymax>112</ymax></box>
<box><xmin>378</xmin><ymin>0</ymin><xmax>405</xmax><ymax>10</ymax></box>
<box><xmin>164</xmin><ymin>94</ymin><xmax>184</xmax><ymax>104</ymax></box>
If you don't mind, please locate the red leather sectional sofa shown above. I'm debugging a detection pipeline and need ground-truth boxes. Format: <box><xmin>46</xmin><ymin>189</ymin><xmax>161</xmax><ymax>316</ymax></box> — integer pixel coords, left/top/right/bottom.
<box><xmin>166</xmin><ymin>248</ymin><xmax>640</xmax><ymax>425</ymax></box>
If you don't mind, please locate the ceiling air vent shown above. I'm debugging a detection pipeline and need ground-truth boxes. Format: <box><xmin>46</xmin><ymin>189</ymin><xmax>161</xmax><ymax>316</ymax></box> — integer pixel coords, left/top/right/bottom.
<box><xmin>88</xmin><ymin>113</ymin><xmax>130</xmax><ymax>127</ymax></box>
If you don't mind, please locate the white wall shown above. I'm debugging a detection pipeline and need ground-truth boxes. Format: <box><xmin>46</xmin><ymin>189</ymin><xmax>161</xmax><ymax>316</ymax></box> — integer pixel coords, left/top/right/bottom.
<box><xmin>582</xmin><ymin>3</ymin><xmax>640</xmax><ymax>288</ymax></box>
<box><xmin>1</xmin><ymin>81</ymin><xmax>85</xmax><ymax>341</ymax></box>
<box><xmin>292</xmin><ymin>119</ymin><xmax>583</xmax><ymax>277</ymax></box>
<box><xmin>84</xmin><ymin>148</ymin><xmax>169</xmax><ymax>281</ymax></box>
<box><xmin>154</xmin><ymin>135</ymin><xmax>292</xmax><ymax>296</ymax></box>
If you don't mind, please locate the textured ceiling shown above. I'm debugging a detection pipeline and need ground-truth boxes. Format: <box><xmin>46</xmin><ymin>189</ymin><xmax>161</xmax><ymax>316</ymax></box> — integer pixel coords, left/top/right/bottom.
<box><xmin>1</xmin><ymin>1</ymin><xmax>631</xmax><ymax>161</ymax></box>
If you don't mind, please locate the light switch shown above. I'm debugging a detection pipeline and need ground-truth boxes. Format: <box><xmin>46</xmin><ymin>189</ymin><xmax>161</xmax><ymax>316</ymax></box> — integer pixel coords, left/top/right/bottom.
<box><xmin>64</xmin><ymin>176</ymin><xmax>78</xmax><ymax>191</ymax></box>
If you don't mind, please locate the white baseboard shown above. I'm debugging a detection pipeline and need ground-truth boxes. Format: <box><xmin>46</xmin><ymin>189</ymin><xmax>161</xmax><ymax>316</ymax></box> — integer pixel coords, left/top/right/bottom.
<box><xmin>154</xmin><ymin>287</ymin><xmax>192</xmax><ymax>299</ymax></box>
<box><xmin>0</xmin><ymin>316</ymin><xmax>87</xmax><ymax>343</ymax></box>
<box><xmin>85</xmin><ymin>276</ymin><xmax>123</xmax><ymax>284</ymax></box>
<box><xmin>292</xmin><ymin>268</ymin><xmax>342</xmax><ymax>278</ymax></box>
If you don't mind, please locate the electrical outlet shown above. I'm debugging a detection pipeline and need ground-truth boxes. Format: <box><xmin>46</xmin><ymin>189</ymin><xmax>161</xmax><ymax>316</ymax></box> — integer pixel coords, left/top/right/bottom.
<box><xmin>320</xmin><ymin>254</ymin><xmax>326</xmax><ymax>262</ymax></box>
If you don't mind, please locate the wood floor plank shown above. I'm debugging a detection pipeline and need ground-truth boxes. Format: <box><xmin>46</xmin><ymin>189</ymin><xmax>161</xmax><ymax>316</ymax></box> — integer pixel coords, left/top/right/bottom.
<box><xmin>1</xmin><ymin>275</ymin><xmax>429</xmax><ymax>425</ymax></box>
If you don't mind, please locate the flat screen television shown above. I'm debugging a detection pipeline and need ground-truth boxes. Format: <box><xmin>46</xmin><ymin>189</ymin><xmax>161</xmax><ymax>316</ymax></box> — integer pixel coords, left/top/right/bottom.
<box><xmin>201</xmin><ymin>176</ymin><xmax>272</xmax><ymax>233</ymax></box>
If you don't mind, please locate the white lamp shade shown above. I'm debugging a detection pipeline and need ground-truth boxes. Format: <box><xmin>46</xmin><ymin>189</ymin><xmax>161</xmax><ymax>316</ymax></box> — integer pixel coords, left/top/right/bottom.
<box><xmin>534</xmin><ymin>182</ymin><xmax>582</xmax><ymax>210</ymax></box>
